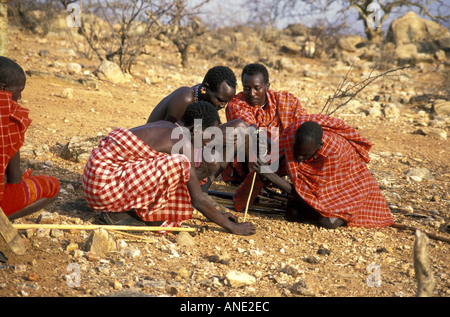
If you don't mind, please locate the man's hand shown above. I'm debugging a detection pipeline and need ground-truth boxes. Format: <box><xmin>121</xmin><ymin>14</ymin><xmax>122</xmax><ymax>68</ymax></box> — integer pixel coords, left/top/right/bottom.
<box><xmin>222</xmin><ymin>212</ymin><xmax>256</xmax><ymax>235</ymax></box>
<box><xmin>251</xmin><ymin>158</ymin><xmax>293</xmax><ymax>195</ymax></box>
<box><xmin>229</xmin><ymin>221</ymin><xmax>256</xmax><ymax>236</ymax></box>
<box><xmin>251</xmin><ymin>158</ymin><xmax>272</xmax><ymax>181</ymax></box>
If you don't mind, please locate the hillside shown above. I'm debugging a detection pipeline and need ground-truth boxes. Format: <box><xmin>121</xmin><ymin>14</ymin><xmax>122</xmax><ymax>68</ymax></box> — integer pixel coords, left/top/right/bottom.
<box><xmin>0</xmin><ymin>18</ymin><xmax>449</xmax><ymax>301</ymax></box>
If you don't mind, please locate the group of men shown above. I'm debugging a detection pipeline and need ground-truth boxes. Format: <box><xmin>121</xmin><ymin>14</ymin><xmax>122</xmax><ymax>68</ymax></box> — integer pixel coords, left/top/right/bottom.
<box><xmin>1</xmin><ymin>56</ymin><xmax>394</xmax><ymax>237</ymax></box>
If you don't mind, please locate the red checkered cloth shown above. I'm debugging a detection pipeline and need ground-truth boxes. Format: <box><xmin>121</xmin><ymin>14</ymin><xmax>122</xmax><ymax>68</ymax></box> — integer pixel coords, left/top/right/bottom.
<box><xmin>224</xmin><ymin>89</ymin><xmax>307</xmax><ymax>212</ymax></box>
<box><xmin>0</xmin><ymin>91</ymin><xmax>32</xmax><ymax>202</ymax></box>
<box><xmin>225</xmin><ymin>90</ymin><xmax>307</xmax><ymax>133</ymax></box>
<box><xmin>281</xmin><ymin>114</ymin><xmax>394</xmax><ymax>228</ymax></box>
<box><xmin>82</xmin><ymin>127</ymin><xmax>193</xmax><ymax>223</ymax></box>
<box><xmin>0</xmin><ymin>91</ymin><xmax>58</xmax><ymax>217</ymax></box>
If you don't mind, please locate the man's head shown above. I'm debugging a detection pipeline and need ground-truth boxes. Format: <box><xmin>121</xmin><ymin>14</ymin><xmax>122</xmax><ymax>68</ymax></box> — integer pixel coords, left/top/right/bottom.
<box><xmin>0</xmin><ymin>56</ymin><xmax>26</xmax><ymax>102</ymax></box>
<box><xmin>241</xmin><ymin>63</ymin><xmax>270</xmax><ymax>107</ymax></box>
<box><xmin>181</xmin><ymin>101</ymin><xmax>221</xmax><ymax>147</ymax></box>
<box><xmin>201</xmin><ymin>66</ymin><xmax>237</xmax><ymax>110</ymax></box>
<box><xmin>294</xmin><ymin>121</ymin><xmax>323</xmax><ymax>163</ymax></box>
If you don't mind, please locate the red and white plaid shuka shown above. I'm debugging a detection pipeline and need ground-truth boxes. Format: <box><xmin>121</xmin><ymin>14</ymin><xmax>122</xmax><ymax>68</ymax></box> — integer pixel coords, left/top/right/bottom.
<box><xmin>0</xmin><ymin>91</ymin><xmax>60</xmax><ymax>217</ymax></box>
<box><xmin>225</xmin><ymin>90</ymin><xmax>307</xmax><ymax>133</ymax></box>
<box><xmin>282</xmin><ymin>114</ymin><xmax>394</xmax><ymax>228</ymax></box>
<box><xmin>224</xmin><ymin>89</ymin><xmax>307</xmax><ymax>212</ymax></box>
<box><xmin>82</xmin><ymin>127</ymin><xmax>193</xmax><ymax>223</ymax></box>
<box><xmin>0</xmin><ymin>91</ymin><xmax>32</xmax><ymax>201</ymax></box>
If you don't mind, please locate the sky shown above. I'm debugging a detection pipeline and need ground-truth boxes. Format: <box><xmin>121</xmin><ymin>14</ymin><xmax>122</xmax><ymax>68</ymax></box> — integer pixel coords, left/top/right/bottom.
<box><xmin>195</xmin><ymin>0</ymin><xmax>449</xmax><ymax>35</ymax></box>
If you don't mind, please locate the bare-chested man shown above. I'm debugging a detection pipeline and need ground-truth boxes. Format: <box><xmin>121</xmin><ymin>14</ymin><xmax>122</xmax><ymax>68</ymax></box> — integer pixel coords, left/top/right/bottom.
<box><xmin>147</xmin><ymin>65</ymin><xmax>247</xmax><ymax>191</ymax></box>
<box><xmin>147</xmin><ymin>65</ymin><xmax>237</xmax><ymax>124</ymax></box>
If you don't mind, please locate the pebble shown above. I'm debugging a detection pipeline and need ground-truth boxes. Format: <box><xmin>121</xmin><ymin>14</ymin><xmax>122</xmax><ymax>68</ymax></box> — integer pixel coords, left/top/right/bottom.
<box><xmin>113</xmin><ymin>280</ymin><xmax>123</xmax><ymax>290</ymax></box>
<box><xmin>289</xmin><ymin>279</ymin><xmax>315</xmax><ymax>296</ymax></box>
<box><xmin>67</xmin><ymin>63</ymin><xmax>82</xmax><ymax>75</ymax></box>
<box><xmin>27</xmin><ymin>273</ymin><xmax>39</xmax><ymax>282</ymax></box>
<box><xmin>66</xmin><ymin>242</ymin><xmax>79</xmax><ymax>252</ymax></box>
<box><xmin>226</xmin><ymin>270</ymin><xmax>256</xmax><ymax>288</ymax></box>
<box><xmin>38</xmin><ymin>212</ymin><xmax>54</xmax><ymax>224</ymax></box>
<box><xmin>120</xmin><ymin>247</ymin><xmax>141</xmax><ymax>258</ymax></box>
<box><xmin>36</xmin><ymin>228</ymin><xmax>51</xmax><ymax>238</ymax></box>
<box><xmin>176</xmin><ymin>232</ymin><xmax>196</xmax><ymax>247</ymax></box>
<box><xmin>61</xmin><ymin>88</ymin><xmax>74</xmax><ymax>99</ymax></box>
<box><xmin>304</xmin><ymin>256</ymin><xmax>320</xmax><ymax>264</ymax></box>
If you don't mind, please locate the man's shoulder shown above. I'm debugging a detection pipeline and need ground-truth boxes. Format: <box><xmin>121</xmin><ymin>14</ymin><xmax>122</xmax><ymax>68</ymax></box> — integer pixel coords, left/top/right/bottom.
<box><xmin>269</xmin><ymin>89</ymin><xmax>298</xmax><ymax>100</ymax></box>
<box><xmin>0</xmin><ymin>90</ymin><xmax>30</xmax><ymax>121</ymax></box>
<box><xmin>0</xmin><ymin>90</ymin><xmax>13</xmax><ymax>108</ymax></box>
<box><xmin>228</xmin><ymin>92</ymin><xmax>249</xmax><ymax>108</ymax></box>
<box><xmin>172</xmin><ymin>86</ymin><xmax>194</xmax><ymax>98</ymax></box>
<box><xmin>146</xmin><ymin>120</ymin><xmax>178</xmax><ymax>130</ymax></box>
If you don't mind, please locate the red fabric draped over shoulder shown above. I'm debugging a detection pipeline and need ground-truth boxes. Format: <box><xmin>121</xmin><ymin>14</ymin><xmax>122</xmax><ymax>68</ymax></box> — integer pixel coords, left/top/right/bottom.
<box><xmin>281</xmin><ymin>114</ymin><xmax>394</xmax><ymax>228</ymax></box>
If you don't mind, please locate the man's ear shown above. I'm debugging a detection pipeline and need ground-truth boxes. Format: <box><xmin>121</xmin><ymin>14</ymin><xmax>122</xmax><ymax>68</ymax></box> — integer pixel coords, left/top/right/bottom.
<box><xmin>266</xmin><ymin>82</ymin><xmax>270</xmax><ymax>89</ymax></box>
<box><xmin>186</xmin><ymin>124</ymin><xmax>196</xmax><ymax>135</ymax></box>
<box><xmin>0</xmin><ymin>82</ymin><xmax>8</xmax><ymax>91</ymax></box>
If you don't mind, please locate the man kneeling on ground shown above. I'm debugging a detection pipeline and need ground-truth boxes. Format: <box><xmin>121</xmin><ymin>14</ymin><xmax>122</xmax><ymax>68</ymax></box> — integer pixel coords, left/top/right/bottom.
<box><xmin>82</xmin><ymin>101</ymin><xmax>255</xmax><ymax>236</ymax></box>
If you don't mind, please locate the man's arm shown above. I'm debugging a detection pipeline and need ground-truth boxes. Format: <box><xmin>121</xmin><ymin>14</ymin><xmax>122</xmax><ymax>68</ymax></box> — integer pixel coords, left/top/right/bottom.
<box><xmin>164</xmin><ymin>88</ymin><xmax>195</xmax><ymax>123</ymax></box>
<box><xmin>5</xmin><ymin>151</ymin><xmax>22</xmax><ymax>184</ymax></box>
<box><xmin>187</xmin><ymin>168</ymin><xmax>256</xmax><ymax>235</ymax></box>
<box><xmin>182</xmin><ymin>139</ymin><xmax>255</xmax><ymax>235</ymax></box>
<box><xmin>252</xmin><ymin>158</ymin><xmax>292</xmax><ymax>194</ymax></box>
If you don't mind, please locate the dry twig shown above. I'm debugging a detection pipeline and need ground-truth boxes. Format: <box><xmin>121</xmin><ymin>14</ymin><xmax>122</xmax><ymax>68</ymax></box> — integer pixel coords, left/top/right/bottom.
<box><xmin>320</xmin><ymin>62</ymin><xmax>412</xmax><ymax>116</ymax></box>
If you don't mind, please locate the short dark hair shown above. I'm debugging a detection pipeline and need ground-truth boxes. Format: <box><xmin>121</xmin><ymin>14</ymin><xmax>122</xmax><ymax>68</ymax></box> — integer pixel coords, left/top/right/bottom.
<box><xmin>0</xmin><ymin>56</ymin><xmax>25</xmax><ymax>86</ymax></box>
<box><xmin>181</xmin><ymin>101</ymin><xmax>221</xmax><ymax>128</ymax></box>
<box><xmin>241</xmin><ymin>63</ymin><xmax>269</xmax><ymax>84</ymax></box>
<box><xmin>203</xmin><ymin>66</ymin><xmax>237</xmax><ymax>92</ymax></box>
<box><xmin>295</xmin><ymin>121</ymin><xmax>323</xmax><ymax>145</ymax></box>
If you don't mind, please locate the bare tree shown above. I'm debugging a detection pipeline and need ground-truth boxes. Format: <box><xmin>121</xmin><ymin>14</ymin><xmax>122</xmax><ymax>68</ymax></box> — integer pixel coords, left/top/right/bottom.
<box><xmin>149</xmin><ymin>0</ymin><xmax>210</xmax><ymax>68</ymax></box>
<box><xmin>60</xmin><ymin>0</ymin><xmax>176</xmax><ymax>73</ymax></box>
<box><xmin>336</xmin><ymin>0</ymin><xmax>450</xmax><ymax>42</ymax></box>
<box><xmin>60</xmin><ymin>0</ymin><xmax>210</xmax><ymax>72</ymax></box>
<box><xmin>238</xmin><ymin>0</ymin><xmax>450</xmax><ymax>42</ymax></box>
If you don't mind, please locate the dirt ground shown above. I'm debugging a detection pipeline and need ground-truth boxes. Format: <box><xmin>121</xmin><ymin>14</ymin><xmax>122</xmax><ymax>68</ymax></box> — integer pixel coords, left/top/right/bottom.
<box><xmin>0</xmin><ymin>25</ymin><xmax>449</xmax><ymax>301</ymax></box>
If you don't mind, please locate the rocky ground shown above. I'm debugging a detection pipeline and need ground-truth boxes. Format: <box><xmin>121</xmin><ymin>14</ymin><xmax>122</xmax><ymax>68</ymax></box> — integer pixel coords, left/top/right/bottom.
<box><xmin>0</xmin><ymin>23</ymin><xmax>449</xmax><ymax>302</ymax></box>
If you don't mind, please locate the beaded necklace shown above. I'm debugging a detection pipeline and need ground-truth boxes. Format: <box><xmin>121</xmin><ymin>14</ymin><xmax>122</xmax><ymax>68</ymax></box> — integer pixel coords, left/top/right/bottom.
<box><xmin>194</xmin><ymin>84</ymin><xmax>200</xmax><ymax>102</ymax></box>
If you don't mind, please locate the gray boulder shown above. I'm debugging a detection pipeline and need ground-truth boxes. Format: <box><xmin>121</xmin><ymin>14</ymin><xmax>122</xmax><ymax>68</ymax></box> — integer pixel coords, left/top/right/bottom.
<box><xmin>386</xmin><ymin>12</ymin><xmax>450</xmax><ymax>62</ymax></box>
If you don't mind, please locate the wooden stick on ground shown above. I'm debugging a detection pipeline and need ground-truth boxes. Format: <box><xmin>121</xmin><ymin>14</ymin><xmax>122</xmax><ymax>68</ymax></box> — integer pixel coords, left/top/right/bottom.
<box><xmin>12</xmin><ymin>224</ymin><xmax>196</xmax><ymax>232</ymax></box>
<box><xmin>392</xmin><ymin>223</ymin><xmax>450</xmax><ymax>244</ymax></box>
<box><xmin>243</xmin><ymin>172</ymin><xmax>257</xmax><ymax>222</ymax></box>
<box><xmin>0</xmin><ymin>207</ymin><xmax>26</xmax><ymax>255</ymax></box>
<box><xmin>108</xmin><ymin>229</ymin><xmax>159</xmax><ymax>243</ymax></box>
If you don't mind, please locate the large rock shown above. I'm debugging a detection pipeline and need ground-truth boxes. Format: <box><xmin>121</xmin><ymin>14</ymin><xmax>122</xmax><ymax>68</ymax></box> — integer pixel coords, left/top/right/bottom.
<box><xmin>338</xmin><ymin>35</ymin><xmax>366</xmax><ymax>52</ymax></box>
<box><xmin>67</xmin><ymin>62</ymin><xmax>82</xmax><ymax>75</ymax></box>
<box><xmin>226</xmin><ymin>270</ymin><xmax>256</xmax><ymax>288</ymax></box>
<box><xmin>387</xmin><ymin>12</ymin><xmax>450</xmax><ymax>58</ymax></box>
<box><xmin>394</xmin><ymin>43</ymin><xmax>418</xmax><ymax>60</ymax></box>
<box><xmin>96</xmin><ymin>60</ymin><xmax>127</xmax><ymax>84</ymax></box>
<box><xmin>284</xmin><ymin>23</ymin><xmax>311</xmax><ymax>37</ymax></box>
<box><xmin>84</xmin><ymin>228</ymin><xmax>118</xmax><ymax>258</ymax></box>
<box><xmin>433</xmin><ymin>100</ymin><xmax>450</xmax><ymax>116</ymax></box>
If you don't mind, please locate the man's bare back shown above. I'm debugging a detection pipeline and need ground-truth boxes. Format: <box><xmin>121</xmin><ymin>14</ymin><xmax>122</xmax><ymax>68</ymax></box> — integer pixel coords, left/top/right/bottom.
<box><xmin>147</xmin><ymin>87</ymin><xmax>195</xmax><ymax>124</ymax></box>
<box><xmin>127</xmin><ymin>119</ymin><xmax>255</xmax><ymax>236</ymax></box>
<box><xmin>130</xmin><ymin>120</ymin><xmax>187</xmax><ymax>157</ymax></box>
